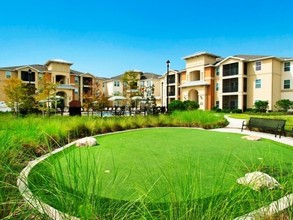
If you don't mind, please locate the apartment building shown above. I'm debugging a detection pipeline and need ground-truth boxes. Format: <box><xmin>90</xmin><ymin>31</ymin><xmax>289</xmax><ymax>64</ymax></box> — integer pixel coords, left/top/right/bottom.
<box><xmin>215</xmin><ymin>55</ymin><xmax>293</xmax><ymax>111</ymax></box>
<box><xmin>170</xmin><ymin>52</ymin><xmax>293</xmax><ymax>111</ymax></box>
<box><xmin>0</xmin><ymin>59</ymin><xmax>96</xmax><ymax>107</ymax></box>
<box><xmin>1</xmin><ymin>53</ymin><xmax>292</xmax><ymax>112</ymax></box>
<box><xmin>103</xmin><ymin>71</ymin><xmax>161</xmax><ymax>106</ymax></box>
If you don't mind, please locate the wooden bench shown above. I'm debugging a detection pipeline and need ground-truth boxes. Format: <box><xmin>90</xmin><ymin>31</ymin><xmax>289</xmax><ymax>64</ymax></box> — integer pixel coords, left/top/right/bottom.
<box><xmin>241</xmin><ymin>117</ymin><xmax>286</xmax><ymax>138</ymax></box>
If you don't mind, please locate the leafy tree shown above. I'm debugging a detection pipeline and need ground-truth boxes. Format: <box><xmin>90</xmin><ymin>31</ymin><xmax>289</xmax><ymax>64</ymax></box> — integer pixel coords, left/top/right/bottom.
<box><xmin>3</xmin><ymin>78</ymin><xmax>28</xmax><ymax>116</ymax></box>
<box><xmin>275</xmin><ymin>99</ymin><xmax>293</xmax><ymax>112</ymax></box>
<box><xmin>253</xmin><ymin>100</ymin><xmax>269</xmax><ymax>113</ymax></box>
<box><xmin>82</xmin><ymin>79</ymin><xmax>103</xmax><ymax>115</ymax></box>
<box><xmin>34</xmin><ymin>74</ymin><xmax>57</xmax><ymax>116</ymax></box>
<box><xmin>121</xmin><ymin>71</ymin><xmax>140</xmax><ymax>101</ymax></box>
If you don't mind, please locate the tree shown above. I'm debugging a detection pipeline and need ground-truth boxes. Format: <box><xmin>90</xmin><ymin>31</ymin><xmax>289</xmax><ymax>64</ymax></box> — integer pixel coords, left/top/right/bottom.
<box><xmin>275</xmin><ymin>99</ymin><xmax>293</xmax><ymax>112</ymax></box>
<box><xmin>253</xmin><ymin>100</ymin><xmax>269</xmax><ymax>113</ymax></box>
<box><xmin>3</xmin><ymin>78</ymin><xmax>28</xmax><ymax>116</ymax></box>
<box><xmin>34</xmin><ymin>74</ymin><xmax>57</xmax><ymax>116</ymax></box>
<box><xmin>121</xmin><ymin>71</ymin><xmax>140</xmax><ymax>102</ymax></box>
<box><xmin>82</xmin><ymin>79</ymin><xmax>103</xmax><ymax>116</ymax></box>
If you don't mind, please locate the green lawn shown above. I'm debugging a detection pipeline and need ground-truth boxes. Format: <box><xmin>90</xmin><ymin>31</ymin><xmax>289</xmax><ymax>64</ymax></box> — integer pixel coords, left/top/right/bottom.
<box><xmin>29</xmin><ymin>128</ymin><xmax>293</xmax><ymax>211</ymax></box>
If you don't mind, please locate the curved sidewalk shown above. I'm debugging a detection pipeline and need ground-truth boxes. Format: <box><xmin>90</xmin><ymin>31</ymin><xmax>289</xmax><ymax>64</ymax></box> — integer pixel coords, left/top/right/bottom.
<box><xmin>212</xmin><ymin>116</ymin><xmax>292</xmax><ymax>146</ymax></box>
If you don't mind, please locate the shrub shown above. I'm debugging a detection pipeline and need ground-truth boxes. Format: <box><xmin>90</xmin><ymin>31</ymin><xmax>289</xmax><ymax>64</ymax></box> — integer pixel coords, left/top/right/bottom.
<box><xmin>183</xmin><ymin>100</ymin><xmax>199</xmax><ymax>110</ymax></box>
<box><xmin>168</xmin><ymin>100</ymin><xmax>199</xmax><ymax>113</ymax></box>
<box><xmin>253</xmin><ymin>100</ymin><xmax>269</xmax><ymax>113</ymax></box>
<box><xmin>231</xmin><ymin>109</ymin><xmax>243</xmax><ymax>113</ymax></box>
<box><xmin>168</xmin><ymin>100</ymin><xmax>185</xmax><ymax>112</ymax></box>
<box><xmin>275</xmin><ymin>99</ymin><xmax>293</xmax><ymax>112</ymax></box>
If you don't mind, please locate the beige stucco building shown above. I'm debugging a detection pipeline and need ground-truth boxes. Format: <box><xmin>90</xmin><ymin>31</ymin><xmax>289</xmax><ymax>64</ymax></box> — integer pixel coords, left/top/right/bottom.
<box><xmin>162</xmin><ymin>52</ymin><xmax>293</xmax><ymax>111</ymax></box>
<box><xmin>103</xmin><ymin>71</ymin><xmax>161</xmax><ymax>106</ymax></box>
<box><xmin>1</xmin><ymin>52</ymin><xmax>292</xmax><ymax>112</ymax></box>
<box><xmin>0</xmin><ymin>59</ymin><xmax>97</xmax><ymax>107</ymax></box>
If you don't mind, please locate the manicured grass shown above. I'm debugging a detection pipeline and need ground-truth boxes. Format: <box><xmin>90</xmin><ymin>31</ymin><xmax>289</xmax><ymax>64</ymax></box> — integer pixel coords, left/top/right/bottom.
<box><xmin>29</xmin><ymin>128</ymin><xmax>293</xmax><ymax>218</ymax></box>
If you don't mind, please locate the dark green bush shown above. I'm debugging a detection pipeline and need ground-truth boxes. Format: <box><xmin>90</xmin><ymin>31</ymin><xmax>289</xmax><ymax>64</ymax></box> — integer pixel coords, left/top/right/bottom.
<box><xmin>168</xmin><ymin>100</ymin><xmax>199</xmax><ymax>113</ymax></box>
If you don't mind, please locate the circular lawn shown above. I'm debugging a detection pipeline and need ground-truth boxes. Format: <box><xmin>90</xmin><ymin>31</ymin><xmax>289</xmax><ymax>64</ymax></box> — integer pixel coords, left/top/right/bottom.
<box><xmin>28</xmin><ymin>128</ymin><xmax>293</xmax><ymax>217</ymax></box>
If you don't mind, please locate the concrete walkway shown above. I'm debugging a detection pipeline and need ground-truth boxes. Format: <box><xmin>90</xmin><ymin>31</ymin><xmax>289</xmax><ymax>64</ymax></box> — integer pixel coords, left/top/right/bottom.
<box><xmin>212</xmin><ymin>116</ymin><xmax>292</xmax><ymax>146</ymax></box>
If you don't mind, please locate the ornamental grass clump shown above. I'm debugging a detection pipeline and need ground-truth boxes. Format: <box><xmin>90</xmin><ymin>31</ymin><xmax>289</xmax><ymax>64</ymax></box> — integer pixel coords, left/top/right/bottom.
<box><xmin>171</xmin><ymin>110</ymin><xmax>228</xmax><ymax>128</ymax></box>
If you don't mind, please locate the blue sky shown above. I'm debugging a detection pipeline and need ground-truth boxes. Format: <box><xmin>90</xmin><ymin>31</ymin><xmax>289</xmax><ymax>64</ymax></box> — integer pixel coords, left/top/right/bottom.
<box><xmin>1</xmin><ymin>0</ymin><xmax>293</xmax><ymax>77</ymax></box>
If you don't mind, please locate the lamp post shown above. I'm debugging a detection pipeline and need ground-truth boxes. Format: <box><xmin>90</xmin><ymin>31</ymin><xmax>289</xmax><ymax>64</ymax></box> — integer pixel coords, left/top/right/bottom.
<box><xmin>28</xmin><ymin>69</ymin><xmax>32</xmax><ymax>93</ymax></box>
<box><xmin>28</xmin><ymin>69</ymin><xmax>32</xmax><ymax>84</ymax></box>
<box><xmin>166</xmin><ymin>60</ymin><xmax>170</xmax><ymax>113</ymax></box>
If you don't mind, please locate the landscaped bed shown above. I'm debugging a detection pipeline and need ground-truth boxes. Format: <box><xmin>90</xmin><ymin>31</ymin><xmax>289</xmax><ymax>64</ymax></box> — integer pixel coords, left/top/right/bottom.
<box><xmin>28</xmin><ymin>128</ymin><xmax>293</xmax><ymax>219</ymax></box>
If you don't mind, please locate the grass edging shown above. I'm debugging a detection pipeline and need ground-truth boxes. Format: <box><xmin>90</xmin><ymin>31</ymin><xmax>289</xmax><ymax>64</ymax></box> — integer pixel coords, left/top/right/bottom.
<box><xmin>17</xmin><ymin>140</ymin><xmax>80</xmax><ymax>220</ymax></box>
<box><xmin>235</xmin><ymin>194</ymin><xmax>293</xmax><ymax>219</ymax></box>
<box><xmin>17</xmin><ymin>128</ymin><xmax>293</xmax><ymax>220</ymax></box>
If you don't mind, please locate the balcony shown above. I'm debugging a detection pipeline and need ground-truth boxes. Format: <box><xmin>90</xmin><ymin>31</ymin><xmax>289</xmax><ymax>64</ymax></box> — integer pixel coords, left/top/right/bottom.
<box><xmin>223</xmin><ymin>86</ymin><xmax>239</xmax><ymax>93</ymax></box>
<box><xmin>83</xmin><ymin>77</ymin><xmax>93</xmax><ymax>86</ymax></box>
<box><xmin>179</xmin><ymin>81</ymin><xmax>209</xmax><ymax>88</ymax></box>
<box><xmin>223</xmin><ymin>63</ymin><xmax>239</xmax><ymax>77</ymax></box>
<box><xmin>57</xmin><ymin>84</ymin><xmax>75</xmax><ymax>90</ymax></box>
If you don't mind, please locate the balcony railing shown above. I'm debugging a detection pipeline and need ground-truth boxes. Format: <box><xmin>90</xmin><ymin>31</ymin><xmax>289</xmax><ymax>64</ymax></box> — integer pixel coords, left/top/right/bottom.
<box><xmin>223</xmin><ymin>86</ymin><xmax>239</xmax><ymax>93</ymax></box>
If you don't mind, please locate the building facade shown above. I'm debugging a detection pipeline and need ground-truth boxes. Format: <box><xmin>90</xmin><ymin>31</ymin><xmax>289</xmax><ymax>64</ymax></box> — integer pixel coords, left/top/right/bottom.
<box><xmin>163</xmin><ymin>52</ymin><xmax>293</xmax><ymax>111</ymax></box>
<box><xmin>0</xmin><ymin>59</ymin><xmax>96</xmax><ymax>107</ymax></box>
<box><xmin>1</xmin><ymin>52</ymin><xmax>292</xmax><ymax>112</ymax></box>
<box><xmin>103</xmin><ymin>71</ymin><xmax>161</xmax><ymax>106</ymax></box>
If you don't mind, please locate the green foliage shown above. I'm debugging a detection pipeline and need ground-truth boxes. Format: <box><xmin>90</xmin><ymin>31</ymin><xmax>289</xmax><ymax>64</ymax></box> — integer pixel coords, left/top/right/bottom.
<box><xmin>275</xmin><ymin>99</ymin><xmax>293</xmax><ymax>112</ymax></box>
<box><xmin>168</xmin><ymin>100</ymin><xmax>199</xmax><ymax>113</ymax></box>
<box><xmin>168</xmin><ymin>100</ymin><xmax>185</xmax><ymax>112</ymax></box>
<box><xmin>183</xmin><ymin>100</ymin><xmax>199</xmax><ymax>110</ymax></box>
<box><xmin>253</xmin><ymin>100</ymin><xmax>269</xmax><ymax>113</ymax></box>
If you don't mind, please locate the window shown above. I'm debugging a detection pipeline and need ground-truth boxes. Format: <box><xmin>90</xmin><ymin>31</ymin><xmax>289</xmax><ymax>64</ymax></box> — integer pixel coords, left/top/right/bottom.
<box><xmin>284</xmin><ymin>80</ymin><xmax>290</xmax><ymax>89</ymax></box>
<box><xmin>114</xmin><ymin>81</ymin><xmax>120</xmax><ymax>87</ymax></box>
<box><xmin>255</xmin><ymin>79</ymin><xmax>261</xmax><ymax>88</ymax></box>
<box><xmin>5</xmin><ymin>71</ymin><xmax>11</xmax><ymax>78</ymax></box>
<box><xmin>216</xmin><ymin>83</ymin><xmax>219</xmax><ymax>91</ymax></box>
<box><xmin>255</xmin><ymin>61</ymin><xmax>261</xmax><ymax>71</ymax></box>
<box><xmin>21</xmin><ymin>70</ymin><xmax>35</xmax><ymax>82</ymax></box>
<box><xmin>74</xmin><ymin>76</ymin><xmax>79</xmax><ymax>84</ymax></box>
<box><xmin>284</xmin><ymin>62</ymin><xmax>290</xmax><ymax>72</ymax></box>
<box><xmin>216</xmin><ymin>67</ymin><xmax>219</xmax><ymax>76</ymax></box>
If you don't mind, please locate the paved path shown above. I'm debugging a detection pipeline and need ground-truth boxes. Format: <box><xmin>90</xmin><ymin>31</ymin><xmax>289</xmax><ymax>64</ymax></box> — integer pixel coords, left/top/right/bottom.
<box><xmin>212</xmin><ymin>116</ymin><xmax>292</xmax><ymax>146</ymax></box>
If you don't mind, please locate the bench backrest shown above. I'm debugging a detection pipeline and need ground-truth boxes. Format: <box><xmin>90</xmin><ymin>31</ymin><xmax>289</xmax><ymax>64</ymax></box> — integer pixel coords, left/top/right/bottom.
<box><xmin>249</xmin><ymin>117</ymin><xmax>286</xmax><ymax>128</ymax></box>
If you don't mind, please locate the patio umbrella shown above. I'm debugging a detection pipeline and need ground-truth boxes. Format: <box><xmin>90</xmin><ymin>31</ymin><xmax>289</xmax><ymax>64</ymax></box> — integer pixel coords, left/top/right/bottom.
<box><xmin>131</xmin><ymin>96</ymin><xmax>142</xmax><ymax>101</ymax></box>
<box><xmin>108</xmin><ymin>96</ymin><xmax>127</xmax><ymax>106</ymax></box>
<box><xmin>131</xmin><ymin>96</ymin><xmax>142</xmax><ymax>108</ymax></box>
<box><xmin>108</xmin><ymin>96</ymin><xmax>126</xmax><ymax>101</ymax></box>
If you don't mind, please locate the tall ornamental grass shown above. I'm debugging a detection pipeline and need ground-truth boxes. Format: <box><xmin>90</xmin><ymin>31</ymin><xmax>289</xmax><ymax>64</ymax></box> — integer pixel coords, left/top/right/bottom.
<box><xmin>0</xmin><ymin>110</ymin><xmax>227</xmax><ymax>219</ymax></box>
